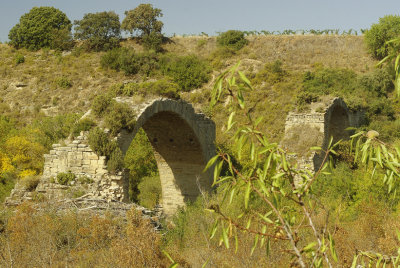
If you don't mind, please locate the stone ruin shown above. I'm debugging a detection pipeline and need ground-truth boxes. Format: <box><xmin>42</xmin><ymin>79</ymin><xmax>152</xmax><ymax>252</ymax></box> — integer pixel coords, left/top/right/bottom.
<box><xmin>282</xmin><ymin>97</ymin><xmax>364</xmax><ymax>171</ymax></box>
<box><xmin>5</xmin><ymin>97</ymin><xmax>363</xmax><ymax>217</ymax></box>
<box><xmin>6</xmin><ymin>98</ymin><xmax>216</xmax><ymax>217</ymax></box>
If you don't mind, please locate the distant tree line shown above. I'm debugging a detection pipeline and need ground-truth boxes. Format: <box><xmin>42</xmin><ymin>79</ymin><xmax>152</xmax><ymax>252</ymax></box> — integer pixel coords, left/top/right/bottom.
<box><xmin>8</xmin><ymin>4</ymin><xmax>164</xmax><ymax>52</ymax></box>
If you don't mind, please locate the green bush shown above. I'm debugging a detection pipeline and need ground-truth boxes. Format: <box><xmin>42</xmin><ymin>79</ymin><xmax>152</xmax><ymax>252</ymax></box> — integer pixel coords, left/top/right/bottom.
<box><xmin>8</xmin><ymin>7</ymin><xmax>72</xmax><ymax>51</ymax></box>
<box><xmin>137</xmin><ymin>175</ymin><xmax>161</xmax><ymax>208</ymax></box>
<box><xmin>107</xmin><ymin>147</ymin><xmax>124</xmax><ymax>174</ymax></box>
<box><xmin>252</xmin><ymin>60</ymin><xmax>288</xmax><ymax>85</ymax></box>
<box><xmin>15</xmin><ymin>54</ymin><xmax>25</xmax><ymax>65</ymax></box>
<box><xmin>104</xmin><ymin>102</ymin><xmax>136</xmax><ymax>135</ymax></box>
<box><xmin>142</xmin><ymin>32</ymin><xmax>163</xmax><ymax>52</ymax></box>
<box><xmin>72</xmin><ymin>118</ymin><xmax>96</xmax><ymax>137</ymax></box>
<box><xmin>298</xmin><ymin>67</ymin><xmax>393</xmax><ymax>120</ymax></box>
<box><xmin>57</xmin><ymin>172</ymin><xmax>76</xmax><ymax>185</ymax></box>
<box><xmin>56</xmin><ymin>76</ymin><xmax>72</xmax><ymax>89</ymax></box>
<box><xmin>101</xmin><ymin>48</ymin><xmax>159</xmax><ymax>76</ymax></box>
<box><xmin>91</xmin><ymin>95</ymin><xmax>113</xmax><ymax>117</ymax></box>
<box><xmin>124</xmin><ymin>129</ymin><xmax>158</xmax><ymax>202</ymax></box>
<box><xmin>74</xmin><ymin>11</ymin><xmax>121</xmax><ymax>51</ymax></box>
<box><xmin>160</xmin><ymin>54</ymin><xmax>210</xmax><ymax>91</ymax></box>
<box><xmin>88</xmin><ymin>127</ymin><xmax>117</xmax><ymax>157</ymax></box>
<box><xmin>113</xmin><ymin>79</ymin><xmax>180</xmax><ymax>98</ymax></box>
<box><xmin>32</xmin><ymin>114</ymin><xmax>80</xmax><ymax>149</ymax></box>
<box><xmin>358</xmin><ymin>68</ymin><xmax>394</xmax><ymax>97</ymax></box>
<box><xmin>216</xmin><ymin>30</ymin><xmax>248</xmax><ymax>51</ymax></box>
<box><xmin>0</xmin><ymin>172</ymin><xmax>16</xmax><ymax>202</ymax></box>
<box><xmin>364</xmin><ymin>15</ymin><xmax>400</xmax><ymax>59</ymax></box>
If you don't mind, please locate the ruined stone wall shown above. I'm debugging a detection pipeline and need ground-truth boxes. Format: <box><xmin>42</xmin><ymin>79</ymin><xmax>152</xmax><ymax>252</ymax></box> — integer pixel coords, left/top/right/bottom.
<box><xmin>6</xmin><ymin>133</ymin><xmax>127</xmax><ymax>205</ymax></box>
<box><xmin>283</xmin><ymin>98</ymin><xmax>364</xmax><ymax>171</ymax></box>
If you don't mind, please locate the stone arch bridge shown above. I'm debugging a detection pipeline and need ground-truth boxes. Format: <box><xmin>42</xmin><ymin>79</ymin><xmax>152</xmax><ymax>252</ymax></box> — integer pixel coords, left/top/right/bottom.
<box><xmin>6</xmin><ymin>97</ymin><xmax>363</xmax><ymax>215</ymax></box>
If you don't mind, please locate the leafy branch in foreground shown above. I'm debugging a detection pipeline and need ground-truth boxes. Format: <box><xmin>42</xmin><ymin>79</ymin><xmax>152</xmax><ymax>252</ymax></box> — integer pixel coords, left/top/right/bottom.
<box><xmin>205</xmin><ymin>62</ymin><xmax>400</xmax><ymax>267</ymax></box>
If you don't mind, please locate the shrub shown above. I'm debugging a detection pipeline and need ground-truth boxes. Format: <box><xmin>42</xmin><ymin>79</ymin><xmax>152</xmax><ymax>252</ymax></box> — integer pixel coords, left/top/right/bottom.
<box><xmin>216</xmin><ymin>30</ymin><xmax>248</xmax><ymax>51</ymax></box>
<box><xmin>364</xmin><ymin>15</ymin><xmax>400</xmax><ymax>59</ymax></box>
<box><xmin>55</xmin><ymin>76</ymin><xmax>72</xmax><ymax>89</ymax></box>
<box><xmin>124</xmin><ymin>129</ymin><xmax>158</xmax><ymax>202</ymax></box>
<box><xmin>57</xmin><ymin>172</ymin><xmax>76</xmax><ymax>185</ymax></box>
<box><xmin>91</xmin><ymin>95</ymin><xmax>113</xmax><ymax>117</ymax></box>
<box><xmin>104</xmin><ymin>102</ymin><xmax>136</xmax><ymax>135</ymax></box>
<box><xmin>160</xmin><ymin>54</ymin><xmax>211</xmax><ymax>91</ymax></box>
<box><xmin>21</xmin><ymin>175</ymin><xmax>40</xmax><ymax>191</ymax></box>
<box><xmin>296</xmin><ymin>92</ymin><xmax>320</xmax><ymax>106</ymax></box>
<box><xmin>8</xmin><ymin>7</ymin><xmax>72</xmax><ymax>50</ymax></box>
<box><xmin>88</xmin><ymin>127</ymin><xmax>117</xmax><ymax>157</ymax></box>
<box><xmin>101</xmin><ymin>48</ymin><xmax>159</xmax><ymax>76</ymax></box>
<box><xmin>253</xmin><ymin>60</ymin><xmax>288</xmax><ymax>85</ymax></box>
<box><xmin>142</xmin><ymin>31</ymin><xmax>163</xmax><ymax>52</ymax></box>
<box><xmin>107</xmin><ymin>147</ymin><xmax>124</xmax><ymax>174</ymax></box>
<box><xmin>15</xmin><ymin>54</ymin><xmax>25</xmax><ymax>65</ymax></box>
<box><xmin>137</xmin><ymin>175</ymin><xmax>161</xmax><ymax>208</ymax></box>
<box><xmin>358</xmin><ymin>68</ymin><xmax>394</xmax><ymax>97</ymax></box>
<box><xmin>72</xmin><ymin>118</ymin><xmax>96</xmax><ymax>137</ymax></box>
<box><xmin>74</xmin><ymin>11</ymin><xmax>121</xmax><ymax>51</ymax></box>
<box><xmin>114</xmin><ymin>79</ymin><xmax>180</xmax><ymax>98</ymax></box>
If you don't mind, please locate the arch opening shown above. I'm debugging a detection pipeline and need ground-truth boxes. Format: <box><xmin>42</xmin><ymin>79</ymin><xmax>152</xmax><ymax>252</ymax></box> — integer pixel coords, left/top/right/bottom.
<box><xmin>119</xmin><ymin>108</ymin><xmax>213</xmax><ymax>215</ymax></box>
<box><xmin>327</xmin><ymin>105</ymin><xmax>350</xmax><ymax>145</ymax></box>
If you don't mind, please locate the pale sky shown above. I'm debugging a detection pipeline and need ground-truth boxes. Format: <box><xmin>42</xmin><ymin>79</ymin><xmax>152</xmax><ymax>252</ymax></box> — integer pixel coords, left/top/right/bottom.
<box><xmin>1</xmin><ymin>0</ymin><xmax>400</xmax><ymax>42</ymax></box>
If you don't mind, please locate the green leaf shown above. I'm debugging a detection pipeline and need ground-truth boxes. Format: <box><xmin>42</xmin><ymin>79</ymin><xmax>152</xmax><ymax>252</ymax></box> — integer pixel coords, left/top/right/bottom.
<box><xmin>351</xmin><ymin>255</ymin><xmax>358</xmax><ymax>268</ymax></box>
<box><xmin>203</xmin><ymin>154</ymin><xmax>219</xmax><ymax>172</ymax></box>
<box><xmin>254</xmin><ymin>116</ymin><xmax>264</xmax><ymax>126</ymax></box>
<box><xmin>257</xmin><ymin>212</ymin><xmax>273</xmax><ymax>224</ymax></box>
<box><xmin>213</xmin><ymin>160</ymin><xmax>224</xmax><ymax>182</ymax></box>
<box><xmin>227</xmin><ymin>111</ymin><xmax>236</xmax><ymax>131</ymax></box>
<box><xmin>251</xmin><ymin>234</ymin><xmax>259</xmax><ymax>255</ymax></box>
<box><xmin>229</xmin><ymin>187</ymin><xmax>236</xmax><ymax>204</ymax></box>
<box><xmin>222</xmin><ymin>225</ymin><xmax>230</xmax><ymax>249</ymax></box>
<box><xmin>238</xmin><ymin>70</ymin><xmax>253</xmax><ymax>89</ymax></box>
<box><xmin>209</xmin><ymin>220</ymin><xmax>218</xmax><ymax>239</ymax></box>
<box><xmin>310</xmin><ymin>146</ymin><xmax>322</xmax><ymax>151</ymax></box>
<box><xmin>329</xmin><ymin>233</ymin><xmax>338</xmax><ymax>262</ymax></box>
<box><xmin>163</xmin><ymin>250</ymin><xmax>176</xmax><ymax>264</ymax></box>
<box><xmin>302</xmin><ymin>242</ymin><xmax>317</xmax><ymax>252</ymax></box>
<box><xmin>245</xmin><ymin>181</ymin><xmax>251</xmax><ymax>209</ymax></box>
<box><xmin>201</xmin><ymin>260</ymin><xmax>209</xmax><ymax>268</ymax></box>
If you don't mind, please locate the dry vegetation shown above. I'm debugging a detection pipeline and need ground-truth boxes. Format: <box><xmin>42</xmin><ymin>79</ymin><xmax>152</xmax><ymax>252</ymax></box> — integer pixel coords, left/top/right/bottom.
<box><xmin>2</xmin><ymin>34</ymin><xmax>400</xmax><ymax>267</ymax></box>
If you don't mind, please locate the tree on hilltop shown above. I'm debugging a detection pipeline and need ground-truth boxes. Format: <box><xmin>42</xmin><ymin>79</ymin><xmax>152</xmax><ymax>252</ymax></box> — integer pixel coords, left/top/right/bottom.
<box><xmin>8</xmin><ymin>6</ymin><xmax>73</xmax><ymax>51</ymax></box>
<box><xmin>74</xmin><ymin>11</ymin><xmax>121</xmax><ymax>51</ymax></box>
<box><xmin>122</xmin><ymin>4</ymin><xmax>164</xmax><ymax>51</ymax></box>
<box><xmin>122</xmin><ymin>4</ymin><xmax>163</xmax><ymax>37</ymax></box>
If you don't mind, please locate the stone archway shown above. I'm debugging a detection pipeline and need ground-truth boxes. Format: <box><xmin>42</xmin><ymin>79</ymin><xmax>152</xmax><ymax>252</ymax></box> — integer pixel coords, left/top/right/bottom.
<box><xmin>283</xmin><ymin>97</ymin><xmax>363</xmax><ymax>171</ymax></box>
<box><xmin>116</xmin><ymin>99</ymin><xmax>216</xmax><ymax>215</ymax></box>
<box><xmin>323</xmin><ymin>98</ymin><xmax>351</xmax><ymax>148</ymax></box>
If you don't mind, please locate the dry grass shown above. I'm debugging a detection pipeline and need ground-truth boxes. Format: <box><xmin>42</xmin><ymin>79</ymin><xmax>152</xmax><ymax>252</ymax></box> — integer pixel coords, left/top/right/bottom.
<box><xmin>0</xmin><ymin>203</ymin><xmax>167</xmax><ymax>267</ymax></box>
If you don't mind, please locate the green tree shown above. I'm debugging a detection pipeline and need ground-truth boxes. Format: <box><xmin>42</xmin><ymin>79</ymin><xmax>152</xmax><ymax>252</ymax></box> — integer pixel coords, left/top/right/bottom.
<box><xmin>74</xmin><ymin>11</ymin><xmax>121</xmax><ymax>51</ymax></box>
<box><xmin>364</xmin><ymin>15</ymin><xmax>400</xmax><ymax>59</ymax></box>
<box><xmin>8</xmin><ymin>7</ymin><xmax>72</xmax><ymax>51</ymax></box>
<box><xmin>121</xmin><ymin>4</ymin><xmax>163</xmax><ymax>37</ymax></box>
